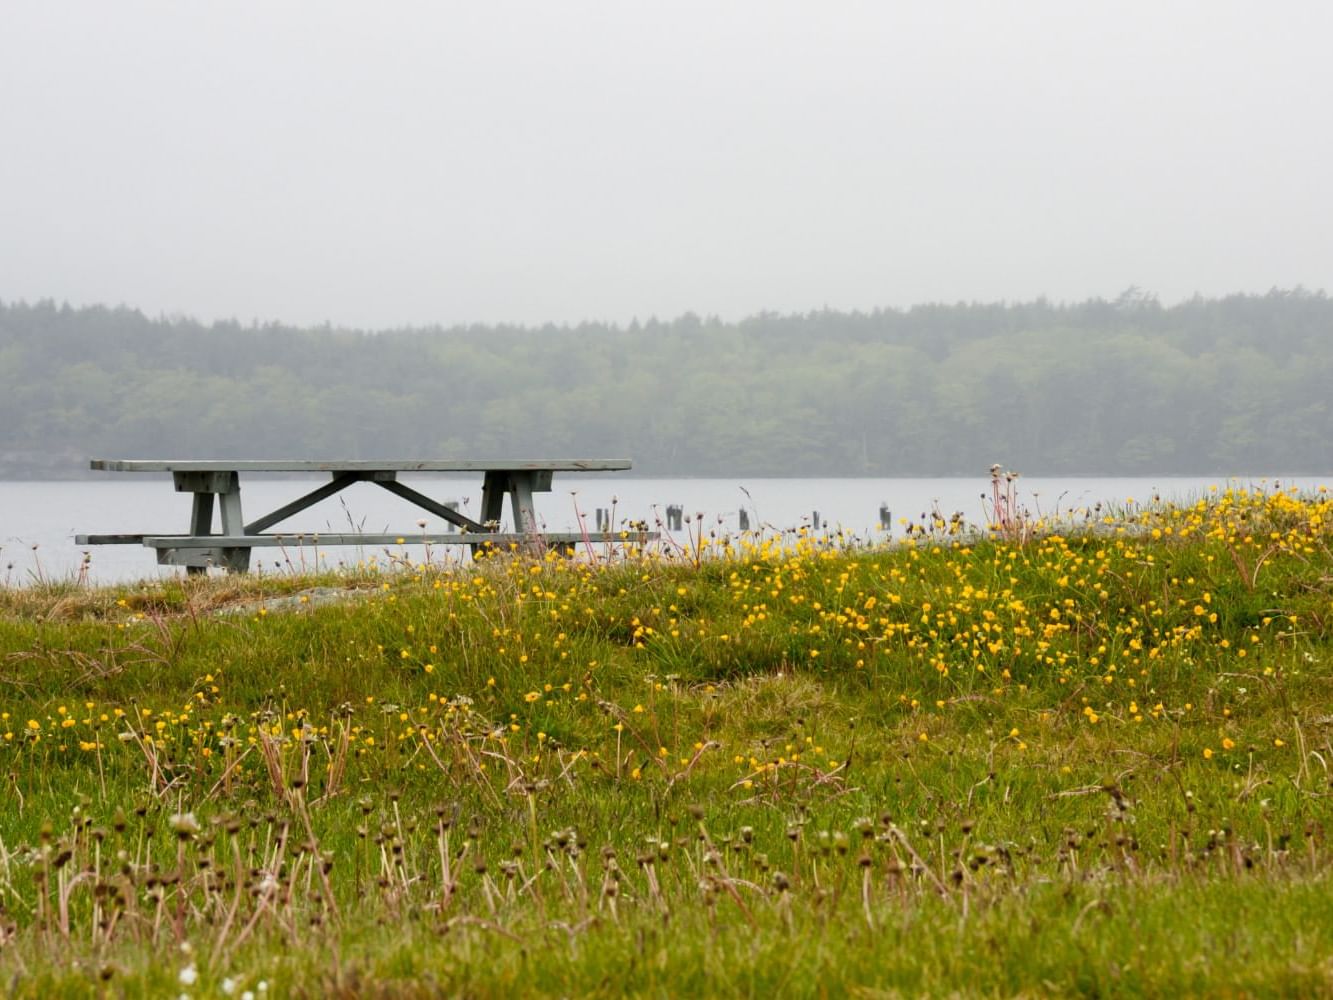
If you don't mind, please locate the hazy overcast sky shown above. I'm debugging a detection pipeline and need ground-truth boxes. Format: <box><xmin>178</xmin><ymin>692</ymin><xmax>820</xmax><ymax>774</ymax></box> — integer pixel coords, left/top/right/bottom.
<box><xmin>2</xmin><ymin>1</ymin><xmax>1331</xmax><ymax>328</ymax></box>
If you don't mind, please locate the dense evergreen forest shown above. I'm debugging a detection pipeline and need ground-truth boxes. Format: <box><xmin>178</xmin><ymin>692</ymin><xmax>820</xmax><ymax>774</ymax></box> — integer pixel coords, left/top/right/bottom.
<box><xmin>2</xmin><ymin>290</ymin><xmax>1330</xmax><ymax>478</ymax></box>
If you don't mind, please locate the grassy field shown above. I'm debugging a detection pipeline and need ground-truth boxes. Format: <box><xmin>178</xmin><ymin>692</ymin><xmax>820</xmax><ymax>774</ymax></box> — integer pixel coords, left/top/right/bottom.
<box><xmin>1</xmin><ymin>484</ymin><xmax>1331</xmax><ymax>997</ymax></box>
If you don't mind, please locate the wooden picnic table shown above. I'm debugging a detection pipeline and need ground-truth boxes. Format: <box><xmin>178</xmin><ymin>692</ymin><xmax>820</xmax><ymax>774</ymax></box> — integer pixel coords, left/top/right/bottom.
<box><xmin>75</xmin><ymin>459</ymin><xmax>638</xmax><ymax>574</ymax></box>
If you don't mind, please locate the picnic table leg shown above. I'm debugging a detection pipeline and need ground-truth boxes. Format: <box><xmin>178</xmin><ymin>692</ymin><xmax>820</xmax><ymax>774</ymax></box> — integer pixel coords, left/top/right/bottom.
<box><xmin>173</xmin><ymin>471</ymin><xmax>251</xmax><ymax>574</ymax></box>
<box><xmin>472</xmin><ymin>471</ymin><xmax>508</xmax><ymax>558</ymax></box>
<box><xmin>217</xmin><ymin>479</ymin><xmax>252</xmax><ymax>573</ymax></box>
<box><xmin>474</xmin><ymin>471</ymin><xmax>553</xmax><ymax>557</ymax></box>
<box><xmin>479</xmin><ymin>471</ymin><xmax>506</xmax><ymax>528</ymax></box>
<box><xmin>185</xmin><ymin>493</ymin><xmax>215</xmax><ymax>577</ymax></box>
<box><xmin>509</xmin><ymin>473</ymin><xmax>539</xmax><ymax>536</ymax></box>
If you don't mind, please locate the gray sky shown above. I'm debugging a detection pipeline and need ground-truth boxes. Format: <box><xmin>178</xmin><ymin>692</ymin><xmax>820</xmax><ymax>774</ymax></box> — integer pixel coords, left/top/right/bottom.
<box><xmin>2</xmin><ymin>1</ymin><xmax>1331</xmax><ymax>328</ymax></box>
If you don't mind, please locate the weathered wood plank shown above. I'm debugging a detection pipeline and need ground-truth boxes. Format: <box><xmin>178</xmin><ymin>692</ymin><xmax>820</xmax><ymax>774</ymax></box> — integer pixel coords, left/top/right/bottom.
<box><xmin>173</xmin><ymin>471</ymin><xmax>239</xmax><ymax>494</ymax></box>
<box><xmin>91</xmin><ymin>459</ymin><xmax>632</xmax><ymax>473</ymax></box>
<box><xmin>156</xmin><ymin>547</ymin><xmax>226</xmax><ymax>568</ymax></box>
<box><xmin>140</xmin><ymin>532</ymin><xmax>655</xmax><ymax>548</ymax></box>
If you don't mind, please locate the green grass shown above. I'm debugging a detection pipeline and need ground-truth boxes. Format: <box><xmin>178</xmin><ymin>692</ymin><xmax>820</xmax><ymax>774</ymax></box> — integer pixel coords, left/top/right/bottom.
<box><xmin>0</xmin><ymin>486</ymin><xmax>1331</xmax><ymax>997</ymax></box>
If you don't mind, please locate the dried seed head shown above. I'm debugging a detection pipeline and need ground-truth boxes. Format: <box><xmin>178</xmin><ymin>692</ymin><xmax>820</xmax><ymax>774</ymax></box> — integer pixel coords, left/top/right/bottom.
<box><xmin>170</xmin><ymin>813</ymin><xmax>201</xmax><ymax>841</ymax></box>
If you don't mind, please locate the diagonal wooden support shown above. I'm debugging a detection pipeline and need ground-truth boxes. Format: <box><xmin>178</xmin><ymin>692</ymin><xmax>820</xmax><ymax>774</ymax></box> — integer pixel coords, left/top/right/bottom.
<box><xmin>244</xmin><ymin>472</ymin><xmax>365</xmax><ymax>534</ymax></box>
<box><xmin>374</xmin><ymin>479</ymin><xmax>488</xmax><ymax>533</ymax></box>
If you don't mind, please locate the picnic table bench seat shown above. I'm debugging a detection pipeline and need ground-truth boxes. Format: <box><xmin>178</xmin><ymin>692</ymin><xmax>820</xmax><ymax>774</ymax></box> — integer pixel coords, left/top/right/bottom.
<box><xmin>76</xmin><ymin>459</ymin><xmax>648</xmax><ymax>573</ymax></box>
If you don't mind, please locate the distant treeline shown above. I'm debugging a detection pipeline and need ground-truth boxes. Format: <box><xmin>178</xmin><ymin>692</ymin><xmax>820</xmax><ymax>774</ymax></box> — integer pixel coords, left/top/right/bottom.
<box><xmin>2</xmin><ymin>290</ymin><xmax>1331</xmax><ymax>478</ymax></box>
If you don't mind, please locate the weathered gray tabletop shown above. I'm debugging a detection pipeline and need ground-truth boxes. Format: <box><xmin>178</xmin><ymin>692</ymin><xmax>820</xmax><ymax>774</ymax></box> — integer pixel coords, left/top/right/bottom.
<box><xmin>76</xmin><ymin>459</ymin><xmax>635</xmax><ymax>573</ymax></box>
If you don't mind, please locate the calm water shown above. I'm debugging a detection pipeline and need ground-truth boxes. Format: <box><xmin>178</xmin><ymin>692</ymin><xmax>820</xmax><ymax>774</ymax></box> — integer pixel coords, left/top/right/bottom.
<box><xmin>2</xmin><ymin>474</ymin><xmax>1328</xmax><ymax>585</ymax></box>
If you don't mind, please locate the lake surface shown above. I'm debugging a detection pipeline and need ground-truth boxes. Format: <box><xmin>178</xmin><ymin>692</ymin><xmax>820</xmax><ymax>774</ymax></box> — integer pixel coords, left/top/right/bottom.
<box><xmin>2</xmin><ymin>474</ymin><xmax>1329</xmax><ymax>585</ymax></box>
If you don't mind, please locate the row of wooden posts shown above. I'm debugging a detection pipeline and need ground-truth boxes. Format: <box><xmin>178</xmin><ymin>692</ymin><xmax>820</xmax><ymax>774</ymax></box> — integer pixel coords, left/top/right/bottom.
<box><xmin>650</xmin><ymin>504</ymin><xmax>895</xmax><ymax>533</ymax></box>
